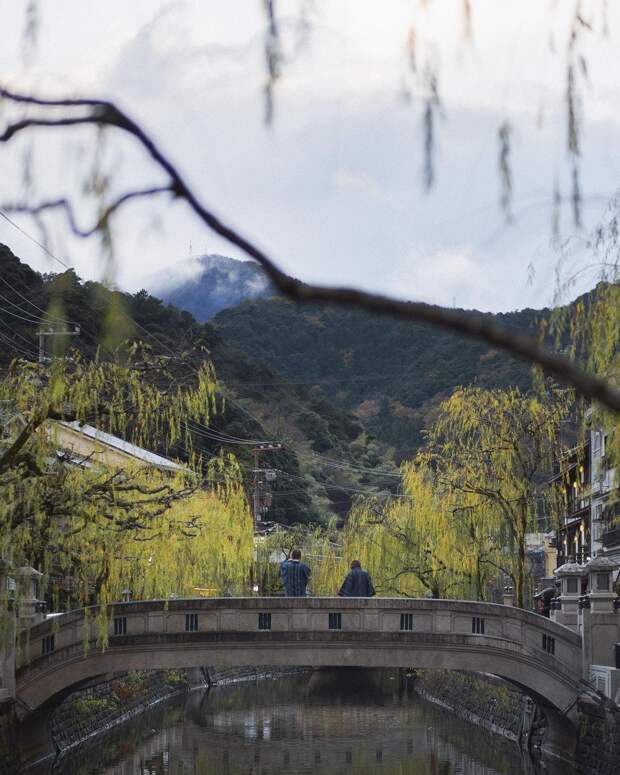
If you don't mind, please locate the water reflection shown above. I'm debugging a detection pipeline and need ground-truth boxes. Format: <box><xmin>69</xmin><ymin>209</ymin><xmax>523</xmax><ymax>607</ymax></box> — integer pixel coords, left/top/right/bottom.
<box><xmin>43</xmin><ymin>672</ymin><xmax>573</xmax><ymax>775</ymax></box>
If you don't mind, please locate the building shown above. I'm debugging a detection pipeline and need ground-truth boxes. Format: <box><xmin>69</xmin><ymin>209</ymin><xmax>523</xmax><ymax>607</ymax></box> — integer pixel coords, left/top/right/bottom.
<box><xmin>50</xmin><ymin>420</ymin><xmax>184</xmax><ymax>473</ymax></box>
<box><xmin>590</xmin><ymin>423</ymin><xmax>620</xmax><ymax>563</ymax></box>
<box><xmin>548</xmin><ymin>414</ymin><xmax>620</xmax><ymax>578</ymax></box>
<box><xmin>550</xmin><ymin>441</ymin><xmax>591</xmax><ymax>566</ymax></box>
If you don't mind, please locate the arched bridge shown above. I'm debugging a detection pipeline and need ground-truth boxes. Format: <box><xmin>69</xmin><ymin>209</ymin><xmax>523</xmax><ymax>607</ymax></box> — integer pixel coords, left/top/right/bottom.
<box><xmin>16</xmin><ymin>597</ymin><xmax>582</xmax><ymax>722</ymax></box>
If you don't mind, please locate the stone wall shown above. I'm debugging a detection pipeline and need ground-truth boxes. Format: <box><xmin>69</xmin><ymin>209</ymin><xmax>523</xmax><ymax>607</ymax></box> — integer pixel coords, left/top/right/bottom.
<box><xmin>414</xmin><ymin>670</ymin><xmax>545</xmax><ymax>749</ymax></box>
<box><xmin>415</xmin><ymin>669</ymin><xmax>620</xmax><ymax>774</ymax></box>
<box><xmin>0</xmin><ymin>701</ymin><xmax>19</xmax><ymax>775</ymax></box>
<box><xmin>50</xmin><ymin>669</ymin><xmax>191</xmax><ymax>757</ymax></box>
<box><xmin>576</xmin><ymin>697</ymin><xmax>620</xmax><ymax>775</ymax></box>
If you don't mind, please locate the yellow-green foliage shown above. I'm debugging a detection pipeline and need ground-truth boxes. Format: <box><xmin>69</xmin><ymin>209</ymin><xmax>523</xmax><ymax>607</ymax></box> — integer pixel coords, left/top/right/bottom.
<box><xmin>0</xmin><ymin>352</ymin><xmax>254</xmax><ymax>612</ymax></box>
<box><xmin>259</xmin><ymin>523</ymin><xmax>347</xmax><ymax>596</ymax></box>
<box><xmin>423</xmin><ymin>386</ymin><xmax>569</xmax><ymax>606</ymax></box>
<box><xmin>340</xmin><ymin>466</ymin><xmax>491</xmax><ymax>600</ymax></box>
<box><xmin>322</xmin><ymin>386</ymin><xmax>571</xmax><ymax>605</ymax></box>
<box><xmin>551</xmin><ymin>281</ymin><xmax>620</xmax><ymax>487</ymax></box>
<box><xmin>101</xmin><ymin>468</ymin><xmax>254</xmax><ymax>602</ymax></box>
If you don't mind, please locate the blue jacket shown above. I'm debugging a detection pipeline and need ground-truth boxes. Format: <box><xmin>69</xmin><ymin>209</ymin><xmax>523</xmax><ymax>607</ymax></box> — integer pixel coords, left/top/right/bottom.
<box><xmin>338</xmin><ymin>567</ymin><xmax>375</xmax><ymax>597</ymax></box>
<box><xmin>280</xmin><ymin>559</ymin><xmax>311</xmax><ymax>597</ymax></box>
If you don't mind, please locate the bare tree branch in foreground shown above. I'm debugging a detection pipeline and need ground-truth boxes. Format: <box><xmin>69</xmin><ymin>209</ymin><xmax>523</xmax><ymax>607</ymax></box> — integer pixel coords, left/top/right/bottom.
<box><xmin>2</xmin><ymin>86</ymin><xmax>620</xmax><ymax>412</ymax></box>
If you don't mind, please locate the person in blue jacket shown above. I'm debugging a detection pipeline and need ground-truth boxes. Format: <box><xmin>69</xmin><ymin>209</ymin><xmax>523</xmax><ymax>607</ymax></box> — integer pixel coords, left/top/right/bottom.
<box><xmin>280</xmin><ymin>549</ymin><xmax>311</xmax><ymax>597</ymax></box>
<box><xmin>338</xmin><ymin>560</ymin><xmax>376</xmax><ymax>597</ymax></box>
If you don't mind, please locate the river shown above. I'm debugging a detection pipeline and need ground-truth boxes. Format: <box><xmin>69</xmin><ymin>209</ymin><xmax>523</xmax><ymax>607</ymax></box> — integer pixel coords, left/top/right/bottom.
<box><xmin>36</xmin><ymin>672</ymin><xmax>575</xmax><ymax>775</ymax></box>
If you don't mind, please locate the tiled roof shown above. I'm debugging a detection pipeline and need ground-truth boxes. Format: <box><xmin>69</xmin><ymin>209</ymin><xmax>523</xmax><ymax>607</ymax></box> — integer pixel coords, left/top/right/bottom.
<box><xmin>60</xmin><ymin>421</ymin><xmax>183</xmax><ymax>472</ymax></box>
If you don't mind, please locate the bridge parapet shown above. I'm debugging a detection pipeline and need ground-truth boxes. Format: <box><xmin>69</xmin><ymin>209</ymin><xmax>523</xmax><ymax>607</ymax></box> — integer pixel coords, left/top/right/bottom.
<box><xmin>15</xmin><ymin>598</ymin><xmax>582</xmax><ymax>706</ymax></box>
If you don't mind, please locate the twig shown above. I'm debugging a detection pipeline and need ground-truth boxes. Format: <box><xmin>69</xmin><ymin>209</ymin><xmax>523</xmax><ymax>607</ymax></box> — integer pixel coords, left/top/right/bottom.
<box><xmin>1</xmin><ymin>86</ymin><xmax>620</xmax><ymax>411</ymax></box>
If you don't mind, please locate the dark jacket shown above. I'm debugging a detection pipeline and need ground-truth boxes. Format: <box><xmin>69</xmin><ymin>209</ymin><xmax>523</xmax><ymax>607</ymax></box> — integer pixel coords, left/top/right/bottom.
<box><xmin>280</xmin><ymin>559</ymin><xmax>311</xmax><ymax>597</ymax></box>
<box><xmin>338</xmin><ymin>567</ymin><xmax>375</xmax><ymax>597</ymax></box>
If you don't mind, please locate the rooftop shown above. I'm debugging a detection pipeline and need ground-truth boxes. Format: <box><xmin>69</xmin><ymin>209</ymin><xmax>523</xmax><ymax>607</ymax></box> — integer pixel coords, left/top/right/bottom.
<box><xmin>60</xmin><ymin>421</ymin><xmax>183</xmax><ymax>472</ymax></box>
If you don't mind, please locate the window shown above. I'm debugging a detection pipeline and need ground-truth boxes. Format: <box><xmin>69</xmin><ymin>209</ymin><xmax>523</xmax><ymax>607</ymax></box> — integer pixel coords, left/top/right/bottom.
<box><xmin>328</xmin><ymin>612</ymin><xmax>342</xmax><ymax>630</ymax></box>
<box><xmin>594</xmin><ymin>503</ymin><xmax>604</xmax><ymax>522</ymax></box>
<box><xmin>472</xmin><ymin>617</ymin><xmax>485</xmax><ymax>635</ymax></box>
<box><xmin>602</xmin><ymin>435</ymin><xmax>608</xmax><ymax>458</ymax></box>
<box><xmin>542</xmin><ymin>634</ymin><xmax>555</xmax><ymax>655</ymax></box>
<box><xmin>113</xmin><ymin>616</ymin><xmax>127</xmax><ymax>636</ymax></box>
<box><xmin>566</xmin><ymin>578</ymin><xmax>578</xmax><ymax>594</ymax></box>
<box><xmin>258</xmin><ymin>612</ymin><xmax>271</xmax><ymax>630</ymax></box>
<box><xmin>41</xmin><ymin>634</ymin><xmax>55</xmax><ymax>656</ymax></box>
<box><xmin>400</xmin><ymin>613</ymin><xmax>414</xmax><ymax>631</ymax></box>
<box><xmin>593</xmin><ymin>523</ymin><xmax>602</xmax><ymax>542</ymax></box>
<box><xmin>597</xmin><ymin>573</ymin><xmax>610</xmax><ymax>592</ymax></box>
<box><xmin>593</xmin><ymin>432</ymin><xmax>602</xmax><ymax>455</ymax></box>
<box><xmin>185</xmin><ymin>613</ymin><xmax>198</xmax><ymax>632</ymax></box>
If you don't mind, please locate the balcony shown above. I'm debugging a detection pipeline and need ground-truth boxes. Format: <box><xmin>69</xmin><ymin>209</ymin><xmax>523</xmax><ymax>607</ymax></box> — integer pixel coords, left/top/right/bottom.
<box><xmin>557</xmin><ymin>549</ymin><xmax>589</xmax><ymax>567</ymax></box>
<box><xmin>603</xmin><ymin>525</ymin><xmax>620</xmax><ymax>550</ymax></box>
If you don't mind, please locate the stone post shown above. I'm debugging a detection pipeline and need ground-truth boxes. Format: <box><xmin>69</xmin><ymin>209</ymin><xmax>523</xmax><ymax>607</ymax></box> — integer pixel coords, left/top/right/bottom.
<box><xmin>0</xmin><ymin>559</ymin><xmax>16</xmax><ymax>703</ymax></box>
<box><xmin>15</xmin><ymin>566</ymin><xmax>45</xmax><ymax>630</ymax></box>
<box><xmin>502</xmin><ymin>585</ymin><xmax>514</xmax><ymax>606</ymax></box>
<box><xmin>581</xmin><ymin>550</ymin><xmax>620</xmax><ymax>675</ymax></box>
<box><xmin>551</xmin><ymin>560</ymin><xmax>586</xmax><ymax>631</ymax></box>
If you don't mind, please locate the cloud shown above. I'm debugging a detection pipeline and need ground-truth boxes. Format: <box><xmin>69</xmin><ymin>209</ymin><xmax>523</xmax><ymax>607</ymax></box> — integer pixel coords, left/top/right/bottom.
<box><xmin>1</xmin><ymin>1</ymin><xmax>620</xmax><ymax>315</ymax></box>
<box><xmin>385</xmin><ymin>246</ymin><xmax>493</xmax><ymax>309</ymax></box>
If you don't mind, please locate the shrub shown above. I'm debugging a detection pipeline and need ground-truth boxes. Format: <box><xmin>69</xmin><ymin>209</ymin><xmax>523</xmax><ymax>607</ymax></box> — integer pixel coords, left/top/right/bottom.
<box><xmin>72</xmin><ymin>696</ymin><xmax>119</xmax><ymax>716</ymax></box>
<box><xmin>164</xmin><ymin>670</ymin><xmax>189</xmax><ymax>687</ymax></box>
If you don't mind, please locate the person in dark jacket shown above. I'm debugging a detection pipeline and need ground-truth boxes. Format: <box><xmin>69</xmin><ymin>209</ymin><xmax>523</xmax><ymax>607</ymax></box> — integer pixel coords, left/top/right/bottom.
<box><xmin>338</xmin><ymin>560</ymin><xmax>375</xmax><ymax>597</ymax></box>
<box><xmin>280</xmin><ymin>549</ymin><xmax>311</xmax><ymax>597</ymax></box>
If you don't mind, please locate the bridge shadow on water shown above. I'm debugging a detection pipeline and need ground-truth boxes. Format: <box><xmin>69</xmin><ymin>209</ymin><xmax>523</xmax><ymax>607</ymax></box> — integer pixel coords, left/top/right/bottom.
<box><xmin>28</xmin><ymin>669</ymin><xmax>577</xmax><ymax>775</ymax></box>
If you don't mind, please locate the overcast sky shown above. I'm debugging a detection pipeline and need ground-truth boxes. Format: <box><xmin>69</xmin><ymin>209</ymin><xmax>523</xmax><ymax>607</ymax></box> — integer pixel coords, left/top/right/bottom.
<box><xmin>0</xmin><ymin>0</ymin><xmax>618</xmax><ymax>312</ymax></box>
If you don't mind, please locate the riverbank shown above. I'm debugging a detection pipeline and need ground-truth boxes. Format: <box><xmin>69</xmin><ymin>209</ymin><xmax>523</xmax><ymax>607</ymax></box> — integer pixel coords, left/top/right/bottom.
<box><xmin>49</xmin><ymin>669</ymin><xmax>192</xmax><ymax>758</ymax></box>
<box><xmin>414</xmin><ymin>669</ymin><xmax>620</xmax><ymax>775</ymax></box>
<box><xmin>413</xmin><ymin>669</ymin><xmax>544</xmax><ymax>748</ymax></box>
<box><xmin>13</xmin><ymin>666</ymin><xmax>309</xmax><ymax>773</ymax></box>
<box><xmin>31</xmin><ymin>673</ymin><xmax>554</xmax><ymax>774</ymax></box>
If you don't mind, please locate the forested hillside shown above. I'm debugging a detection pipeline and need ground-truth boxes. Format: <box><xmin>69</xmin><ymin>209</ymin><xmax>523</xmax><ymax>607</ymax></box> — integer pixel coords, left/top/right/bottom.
<box><xmin>1</xmin><ymin>242</ymin><xmax>593</xmax><ymax>523</ymax></box>
<box><xmin>0</xmin><ymin>244</ymin><xmax>397</xmax><ymax>524</ymax></box>
<box><xmin>212</xmin><ymin>298</ymin><xmax>545</xmax><ymax>457</ymax></box>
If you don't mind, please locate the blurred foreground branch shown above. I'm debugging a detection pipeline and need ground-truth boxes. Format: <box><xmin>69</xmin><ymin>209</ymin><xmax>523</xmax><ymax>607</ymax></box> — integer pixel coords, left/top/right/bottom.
<box><xmin>2</xmin><ymin>86</ymin><xmax>620</xmax><ymax>412</ymax></box>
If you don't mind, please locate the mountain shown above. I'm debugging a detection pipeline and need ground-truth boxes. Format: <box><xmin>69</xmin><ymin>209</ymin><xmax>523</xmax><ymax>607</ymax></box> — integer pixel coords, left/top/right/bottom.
<box><xmin>150</xmin><ymin>254</ymin><xmax>275</xmax><ymax>322</ymax></box>
<box><xmin>0</xmin><ymin>244</ymin><xmax>397</xmax><ymax>525</ymax></box>
<box><xmin>210</xmin><ymin>299</ymin><xmax>549</xmax><ymax>460</ymax></box>
<box><xmin>1</xmin><ymin>242</ymin><xmax>592</xmax><ymax>524</ymax></box>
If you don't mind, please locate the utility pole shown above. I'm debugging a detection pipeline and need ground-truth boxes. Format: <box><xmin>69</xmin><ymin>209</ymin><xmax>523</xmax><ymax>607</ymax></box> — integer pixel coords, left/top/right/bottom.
<box><xmin>252</xmin><ymin>443</ymin><xmax>281</xmax><ymax>531</ymax></box>
<box><xmin>36</xmin><ymin>326</ymin><xmax>80</xmax><ymax>363</ymax></box>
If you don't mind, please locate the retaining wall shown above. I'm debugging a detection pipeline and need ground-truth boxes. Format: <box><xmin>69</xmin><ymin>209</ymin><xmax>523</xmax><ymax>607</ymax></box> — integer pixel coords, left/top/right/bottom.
<box><xmin>576</xmin><ymin>697</ymin><xmax>620</xmax><ymax>775</ymax></box>
<box><xmin>414</xmin><ymin>670</ymin><xmax>545</xmax><ymax>748</ymax></box>
<box><xmin>49</xmin><ymin>669</ymin><xmax>190</xmax><ymax>758</ymax></box>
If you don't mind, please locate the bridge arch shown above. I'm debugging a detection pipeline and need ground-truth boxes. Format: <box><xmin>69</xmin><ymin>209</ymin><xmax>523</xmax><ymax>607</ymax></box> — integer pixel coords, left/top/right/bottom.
<box><xmin>15</xmin><ymin>598</ymin><xmax>583</xmax><ymax>759</ymax></box>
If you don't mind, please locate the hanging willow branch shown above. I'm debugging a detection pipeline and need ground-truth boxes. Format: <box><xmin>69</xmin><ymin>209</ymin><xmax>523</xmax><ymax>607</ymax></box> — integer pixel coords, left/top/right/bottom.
<box><xmin>1</xmin><ymin>86</ymin><xmax>620</xmax><ymax>412</ymax></box>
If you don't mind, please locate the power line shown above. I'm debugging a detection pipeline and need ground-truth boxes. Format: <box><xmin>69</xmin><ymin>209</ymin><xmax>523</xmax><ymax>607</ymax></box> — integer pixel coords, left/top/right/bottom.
<box><xmin>0</xmin><ymin>329</ymin><xmax>38</xmax><ymax>359</ymax></box>
<box><xmin>0</xmin><ymin>273</ymin><xmax>75</xmax><ymax>327</ymax></box>
<box><xmin>0</xmin><ymin>317</ymin><xmax>39</xmax><ymax>350</ymax></box>
<box><xmin>0</xmin><ymin>210</ymin><xmax>404</xmax><ymax>511</ymax></box>
<box><xmin>0</xmin><ymin>208</ymin><xmax>72</xmax><ymax>270</ymax></box>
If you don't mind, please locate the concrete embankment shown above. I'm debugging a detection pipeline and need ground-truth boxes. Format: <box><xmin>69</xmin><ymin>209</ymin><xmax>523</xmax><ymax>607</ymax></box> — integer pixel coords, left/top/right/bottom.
<box><xmin>413</xmin><ymin>669</ymin><xmax>542</xmax><ymax>747</ymax></box>
<box><xmin>415</xmin><ymin>669</ymin><xmax>620</xmax><ymax>775</ymax></box>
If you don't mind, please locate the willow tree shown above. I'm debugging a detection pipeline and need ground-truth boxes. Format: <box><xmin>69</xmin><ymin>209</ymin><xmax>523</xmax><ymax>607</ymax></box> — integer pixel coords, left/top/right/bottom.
<box><xmin>426</xmin><ymin>386</ymin><xmax>571</xmax><ymax>607</ymax></box>
<box><xmin>94</xmin><ymin>459</ymin><xmax>253</xmax><ymax>609</ymax></box>
<box><xmin>555</xmin><ymin>268</ymin><xmax>620</xmax><ymax>463</ymax></box>
<box><xmin>0</xmin><ymin>349</ymin><xmax>253</xmax><ymax>609</ymax></box>
<box><xmin>258</xmin><ymin>521</ymin><xmax>346</xmax><ymax>596</ymax></box>
<box><xmin>340</xmin><ymin>458</ymin><xmax>499</xmax><ymax>600</ymax></box>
